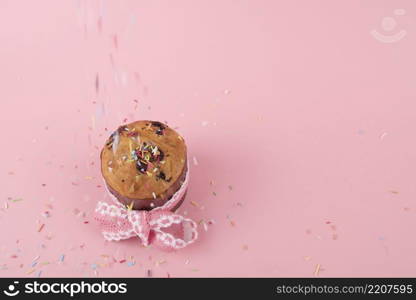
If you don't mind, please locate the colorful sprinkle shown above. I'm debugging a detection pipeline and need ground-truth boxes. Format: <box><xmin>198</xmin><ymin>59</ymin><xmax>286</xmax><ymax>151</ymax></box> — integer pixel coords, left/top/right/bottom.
<box><xmin>37</xmin><ymin>224</ymin><xmax>45</xmax><ymax>232</ymax></box>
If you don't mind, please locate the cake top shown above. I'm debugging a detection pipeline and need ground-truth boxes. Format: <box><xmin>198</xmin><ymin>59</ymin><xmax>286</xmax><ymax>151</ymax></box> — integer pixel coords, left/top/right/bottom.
<box><xmin>101</xmin><ymin>120</ymin><xmax>187</xmax><ymax>200</ymax></box>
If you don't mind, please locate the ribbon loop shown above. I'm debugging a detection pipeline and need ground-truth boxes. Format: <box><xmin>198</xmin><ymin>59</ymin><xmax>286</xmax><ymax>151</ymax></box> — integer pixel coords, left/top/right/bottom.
<box><xmin>94</xmin><ymin>201</ymin><xmax>198</xmax><ymax>251</ymax></box>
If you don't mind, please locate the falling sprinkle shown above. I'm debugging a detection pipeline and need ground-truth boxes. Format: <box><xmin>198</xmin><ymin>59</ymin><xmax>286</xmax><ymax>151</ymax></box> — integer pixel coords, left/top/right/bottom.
<box><xmin>242</xmin><ymin>245</ymin><xmax>248</xmax><ymax>251</ymax></box>
<box><xmin>228</xmin><ymin>185</ymin><xmax>233</xmax><ymax>191</ymax></box>
<box><xmin>389</xmin><ymin>190</ymin><xmax>399</xmax><ymax>194</ymax></box>
<box><xmin>190</xmin><ymin>201</ymin><xmax>199</xmax><ymax>207</ymax></box>
<box><xmin>314</xmin><ymin>264</ymin><xmax>321</xmax><ymax>276</ymax></box>
<box><xmin>192</xmin><ymin>156</ymin><xmax>198</xmax><ymax>166</ymax></box>
<box><xmin>112</xmin><ymin>34</ymin><xmax>118</xmax><ymax>49</ymax></box>
<box><xmin>59</xmin><ymin>254</ymin><xmax>65</xmax><ymax>263</ymax></box>
<box><xmin>95</xmin><ymin>73</ymin><xmax>99</xmax><ymax>94</ymax></box>
<box><xmin>97</xmin><ymin>16</ymin><xmax>102</xmax><ymax>33</ymax></box>
<box><xmin>37</xmin><ymin>224</ymin><xmax>45</xmax><ymax>233</ymax></box>
<box><xmin>146</xmin><ymin>269</ymin><xmax>152</xmax><ymax>277</ymax></box>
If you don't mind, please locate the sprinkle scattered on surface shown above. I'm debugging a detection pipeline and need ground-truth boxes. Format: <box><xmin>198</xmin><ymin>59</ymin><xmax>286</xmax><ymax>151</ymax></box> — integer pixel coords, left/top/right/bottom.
<box><xmin>26</xmin><ymin>268</ymin><xmax>36</xmax><ymax>275</ymax></box>
<box><xmin>127</xmin><ymin>261</ymin><xmax>136</xmax><ymax>267</ymax></box>
<box><xmin>10</xmin><ymin>198</ymin><xmax>23</xmax><ymax>202</ymax></box>
<box><xmin>314</xmin><ymin>264</ymin><xmax>321</xmax><ymax>276</ymax></box>
<box><xmin>190</xmin><ymin>201</ymin><xmax>199</xmax><ymax>207</ymax></box>
<box><xmin>155</xmin><ymin>259</ymin><xmax>166</xmax><ymax>267</ymax></box>
<box><xmin>379</xmin><ymin>132</ymin><xmax>388</xmax><ymax>140</ymax></box>
<box><xmin>146</xmin><ymin>269</ymin><xmax>152</xmax><ymax>277</ymax></box>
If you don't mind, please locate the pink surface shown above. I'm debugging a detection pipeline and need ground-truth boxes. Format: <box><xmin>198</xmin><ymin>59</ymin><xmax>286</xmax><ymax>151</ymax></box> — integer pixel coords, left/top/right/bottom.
<box><xmin>1</xmin><ymin>0</ymin><xmax>416</xmax><ymax>277</ymax></box>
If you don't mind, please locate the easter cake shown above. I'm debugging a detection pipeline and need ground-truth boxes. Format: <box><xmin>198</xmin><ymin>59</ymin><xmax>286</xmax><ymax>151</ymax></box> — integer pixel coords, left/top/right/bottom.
<box><xmin>101</xmin><ymin>120</ymin><xmax>188</xmax><ymax>211</ymax></box>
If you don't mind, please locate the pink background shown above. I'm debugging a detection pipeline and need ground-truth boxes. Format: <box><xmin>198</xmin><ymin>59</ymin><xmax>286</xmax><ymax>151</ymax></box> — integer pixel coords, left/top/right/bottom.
<box><xmin>1</xmin><ymin>0</ymin><xmax>415</xmax><ymax>277</ymax></box>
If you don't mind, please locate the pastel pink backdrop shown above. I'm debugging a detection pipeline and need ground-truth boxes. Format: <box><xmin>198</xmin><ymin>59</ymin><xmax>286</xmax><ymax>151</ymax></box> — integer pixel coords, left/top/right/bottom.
<box><xmin>1</xmin><ymin>0</ymin><xmax>415</xmax><ymax>277</ymax></box>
